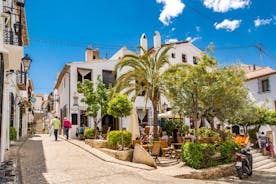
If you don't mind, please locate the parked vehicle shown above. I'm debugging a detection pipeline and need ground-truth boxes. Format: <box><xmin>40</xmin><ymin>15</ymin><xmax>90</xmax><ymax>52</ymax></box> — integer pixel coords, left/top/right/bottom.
<box><xmin>235</xmin><ymin>146</ymin><xmax>253</xmax><ymax>179</ymax></box>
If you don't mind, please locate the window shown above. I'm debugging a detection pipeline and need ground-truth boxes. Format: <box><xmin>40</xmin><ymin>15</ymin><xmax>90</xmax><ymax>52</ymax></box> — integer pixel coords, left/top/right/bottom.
<box><xmin>102</xmin><ymin>70</ymin><xmax>116</xmax><ymax>87</ymax></box>
<box><xmin>259</xmin><ymin>78</ymin><xmax>270</xmax><ymax>93</ymax></box>
<box><xmin>193</xmin><ymin>56</ymin><xmax>197</xmax><ymax>64</ymax></box>
<box><xmin>182</xmin><ymin>54</ymin><xmax>187</xmax><ymax>63</ymax></box>
<box><xmin>71</xmin><ymin>114</ymin><xmax>78</xmax><ymax>125</ymax></box>
<box><xmin>9</xmin><ymin>93</ymin><xmax>14</xmax><ymax>127</ymax></box>
<box><xmin>77</xmin><ymin>71</ymin><xmax>82</xmax><ymax>83</ymax></box>
<box><xmin>171</xmin><ymin>53</ymin><xmax>175</xmax><ymax>59</ymax></box>
<box><xmin>77</xmin><ymin>69</ymin><xmax>92</xmax><ymax>83</ymax></box>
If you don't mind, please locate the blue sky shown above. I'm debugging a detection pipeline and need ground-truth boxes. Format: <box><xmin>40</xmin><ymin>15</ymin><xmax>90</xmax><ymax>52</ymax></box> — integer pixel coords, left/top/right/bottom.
<box><xmin>24</xmin><ymin>0</ymin><xmax>276</xmax><ymax>94</ymax></box>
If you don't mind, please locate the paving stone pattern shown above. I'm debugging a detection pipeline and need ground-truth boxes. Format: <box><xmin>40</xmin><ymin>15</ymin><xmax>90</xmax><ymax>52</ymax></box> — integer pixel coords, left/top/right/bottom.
<box><xmin>19</xmin><ymin>134</ymin><xmax>225</xmax><ymax>184</ymax></box>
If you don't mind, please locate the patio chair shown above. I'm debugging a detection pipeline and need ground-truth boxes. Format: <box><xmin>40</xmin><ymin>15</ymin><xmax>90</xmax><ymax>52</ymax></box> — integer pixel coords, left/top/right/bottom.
<box><xmin>160</xmin><ymin>139</ymin><xmax>172</xmax><ymax>157</ymax></box>
<box><xmin>151</xmin><ymin>141</ymin><xmax>161</xmax><ymax>163</ymax></box>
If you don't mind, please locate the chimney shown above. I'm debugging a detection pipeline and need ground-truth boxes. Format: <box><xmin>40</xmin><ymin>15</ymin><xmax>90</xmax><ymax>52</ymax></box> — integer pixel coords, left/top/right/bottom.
<box><xmin>253</xmin><ymin>64</ymin><xmax>256</xmax><ymax>71</ymax></box>
<box><xmin>153</xmin><ymin>31</ymin><xmax>161</xmax><ymax>49</ymax></box>
<box><xmin>85</xmin><ymin>46</ymin><xmax>100</xmax><ymax>62</ymax></box>
<box><xmin>140</xmin><ymin>33</ymin><xmax>148</xmax><ymax>55</ymax></box>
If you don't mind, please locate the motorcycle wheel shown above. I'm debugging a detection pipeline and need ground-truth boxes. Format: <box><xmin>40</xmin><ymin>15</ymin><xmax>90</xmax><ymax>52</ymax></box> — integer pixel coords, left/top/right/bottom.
<box><xmin>248</xmin><ymin>170</ymin><xmax>253</xmax><ymax>176</ymax></box>
<box><xmin>237</xmin><ymin>170</ymin><xmax>243</xmax><ymax>179</ymax></box>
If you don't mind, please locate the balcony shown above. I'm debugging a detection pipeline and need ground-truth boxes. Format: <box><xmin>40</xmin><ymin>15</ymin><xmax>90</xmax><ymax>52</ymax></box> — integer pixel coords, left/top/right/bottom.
<box><xmin>3</xmin><ymin>29</ymin><xmax>22</xmax><ymax>46</ymax></box>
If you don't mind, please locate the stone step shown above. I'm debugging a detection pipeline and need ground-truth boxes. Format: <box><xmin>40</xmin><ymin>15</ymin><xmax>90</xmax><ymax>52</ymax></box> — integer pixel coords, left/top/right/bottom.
<box><xmin>253</xmin><ymin>155</ymin><xmax>269</xmax><ymax>163</ymax></box>
<box><xmin>253</xmin><ymin>158</ymin><xmax>273</xmax><ymax>169</ymax></box>
<box><xmin>255</xmin><ymin>161</ymin><xmax>276</xmax><ymax>170</ymax></box>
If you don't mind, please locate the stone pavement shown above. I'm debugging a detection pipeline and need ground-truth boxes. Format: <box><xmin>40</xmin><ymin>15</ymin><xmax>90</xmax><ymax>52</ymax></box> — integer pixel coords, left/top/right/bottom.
<box><xmin>18</xmin><ymin>134</ymin><xmax>231</xmax><ymax>184</ymax></box>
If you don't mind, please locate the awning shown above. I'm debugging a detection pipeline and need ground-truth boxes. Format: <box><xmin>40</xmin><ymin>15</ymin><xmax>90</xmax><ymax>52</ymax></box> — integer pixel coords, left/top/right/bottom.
<box><xmin>158</xmin><ymin>111</ymin><xmax>183</xmax><ymax>119</ymax></box>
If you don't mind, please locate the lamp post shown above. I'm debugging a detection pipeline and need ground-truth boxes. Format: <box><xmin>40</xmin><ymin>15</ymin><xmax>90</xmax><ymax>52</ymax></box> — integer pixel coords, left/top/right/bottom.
<box><xmin>21</xmin><ymin>54</ymin><xmax>32</xmax><ymax>85</ymax></box>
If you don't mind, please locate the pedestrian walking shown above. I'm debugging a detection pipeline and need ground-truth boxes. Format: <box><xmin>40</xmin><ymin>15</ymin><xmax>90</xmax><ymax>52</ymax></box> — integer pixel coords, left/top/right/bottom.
<box><xmin>51</xmin><ymin>115</ymin><xmax>61</xmax><ymax>141</ymax></box>
<box><xmin>63</xmin><ymin>117</ymin><xmax>72</xmax><ymax>140</ymax></box>
<box><xmin>258</xmin><ymin>132</ymin><xmax>268</xmax><ymax>156</ymax></box>
<box><xmin>268</xmin><ymin>137</ymin><xmax>275</xmax><ymax>159</ymax></box>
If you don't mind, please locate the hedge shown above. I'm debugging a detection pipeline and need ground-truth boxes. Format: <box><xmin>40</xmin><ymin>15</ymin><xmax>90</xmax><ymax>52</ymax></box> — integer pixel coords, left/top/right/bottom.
<box><xmin>107</xmin><ymin>130</ymin><xmax>132</xmax><ymax>149</ymax></box>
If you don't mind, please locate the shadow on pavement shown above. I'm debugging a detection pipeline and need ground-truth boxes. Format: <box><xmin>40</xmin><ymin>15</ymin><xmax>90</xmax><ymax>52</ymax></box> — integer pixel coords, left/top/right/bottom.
<box><xmin>210</xmin><ymin>170</ymin><xmax>276</xmax><ymax>184</ymax></box>
<box><xmin>20</xmin><ymin>135</ymin><xmax>48</xmax><ymax>184</ymax></box>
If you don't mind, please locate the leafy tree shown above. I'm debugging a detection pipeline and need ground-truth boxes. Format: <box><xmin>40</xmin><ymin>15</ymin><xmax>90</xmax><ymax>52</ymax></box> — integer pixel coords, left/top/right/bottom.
<box><xmin>162</xmin><ymin>53</ymin><xmax>250</xmax><ymax>141</ymax></box>
<box><xmin>107</xmin><ymin>94</ymin><xmax>133</xmax><ymax>149</ymax></box>
<box><xmin>113</xmin><ymin>46</ymin><xmax>172</xmax><ymax>138</ymax></box>
<box><xmin>77</xmin><ymin>75</ymin><xmax>109</xmax><ymax>138</ymax></box>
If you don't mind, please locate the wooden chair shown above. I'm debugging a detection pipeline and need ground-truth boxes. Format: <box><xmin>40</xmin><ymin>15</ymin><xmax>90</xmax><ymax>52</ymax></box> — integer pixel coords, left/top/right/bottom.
<box><xmin>160</xmin><ymin>139</ymin><xmax>172</xmax><ymax>157</ymax></box>
<box><xmin>151</xmin><ymin>141</ymin><xmax>161</xmax><ymax>163</ymax></box>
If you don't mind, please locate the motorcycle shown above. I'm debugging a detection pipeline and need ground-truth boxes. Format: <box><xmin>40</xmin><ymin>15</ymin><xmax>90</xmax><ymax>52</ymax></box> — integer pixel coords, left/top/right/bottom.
<box><xmin>235</xmin><ymin>145</ymin><xmax>253</xmax><ymax>179</ymax></box>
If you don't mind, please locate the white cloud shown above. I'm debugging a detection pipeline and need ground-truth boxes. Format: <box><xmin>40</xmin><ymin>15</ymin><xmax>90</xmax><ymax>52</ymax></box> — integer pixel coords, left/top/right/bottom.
<box><xmin>203</xmin><ymin>0</ymin><xmax>250</xmax><ymax>13</ymax></box>
<box><xmin>254</xmin><ymin>17</ymin><xmax>272</xmax><ymax>27</ymax></box>
<box><xmin>171</xmin><ymin>27</ymin><xmax>176</xmax><ymax>32</ymax></box>
<box><xmin>156</xmin><ymin>0</ymin><xmax>185</xmax><ymax>26</ymax></box>
<box><xmin>214</xmin><ymin>19</ymin><xmax>241</xmax><ymax>31</ymax></box>
<box><xmin>165</xmin><ymin>38</ymin><xmax>179</xmax><ymax>43</ymax></box>
<box><xmin>196</xmin><ymin>26</ymin><xmax>200</xmax><ymax>32</ymax></box>
<box><xmin>185</xmin><ymin>36</ymin><xmax>202</xmax><ymax>43</ymax></box>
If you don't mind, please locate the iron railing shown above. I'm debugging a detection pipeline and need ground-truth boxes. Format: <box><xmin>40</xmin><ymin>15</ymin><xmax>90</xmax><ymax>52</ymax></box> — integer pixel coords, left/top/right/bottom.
<box><xmin>3</xmin><ymin>29</ymin><xmax>21</xmax><ymax>46</ymax></box>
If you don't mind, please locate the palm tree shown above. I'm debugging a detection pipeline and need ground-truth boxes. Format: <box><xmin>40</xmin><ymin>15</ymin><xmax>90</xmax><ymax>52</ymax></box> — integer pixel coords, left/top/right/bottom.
<box><xmin>114</xmin><ymin>46</ymin><xmax>172</xmax><ymax>138</ymax></box>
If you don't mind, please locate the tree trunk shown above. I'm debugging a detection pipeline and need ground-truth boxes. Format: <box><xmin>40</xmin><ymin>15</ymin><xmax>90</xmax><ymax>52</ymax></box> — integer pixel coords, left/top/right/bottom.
<box><xmin>121</xmin><ymin>117</ymin><xmax>124</xmax><ymax>150</ymax></box>
<box><xmin>93</xmin><ymin>117</ymin><xmax>98</xmax><ymax>139</ymax></box>
<box><xmin>153</xmin><ymin>103</ymin><xmax>159</xmax><ymax>139</ymax></box>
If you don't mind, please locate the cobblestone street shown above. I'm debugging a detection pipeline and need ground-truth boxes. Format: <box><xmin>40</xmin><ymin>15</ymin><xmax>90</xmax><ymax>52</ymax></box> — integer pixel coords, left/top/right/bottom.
<box><xmin>18</xmin><ymin>135</ymin><xmax>214</xmax><ymax>184</ymax></box>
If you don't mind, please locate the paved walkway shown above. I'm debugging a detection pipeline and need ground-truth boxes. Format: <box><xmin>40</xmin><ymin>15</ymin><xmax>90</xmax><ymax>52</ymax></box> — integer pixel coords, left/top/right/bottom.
<box><xmin>19</xmin><ymin>134</ymin><xmax>225</xmax><ymax>184</ymax></box>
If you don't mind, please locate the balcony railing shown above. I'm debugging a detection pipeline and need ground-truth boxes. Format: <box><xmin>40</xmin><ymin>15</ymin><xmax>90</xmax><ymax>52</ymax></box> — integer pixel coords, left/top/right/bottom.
<box><xmin>3</xmin><ymin>29</ymin><xmax>22</xmax><ymax>46</ymax></box>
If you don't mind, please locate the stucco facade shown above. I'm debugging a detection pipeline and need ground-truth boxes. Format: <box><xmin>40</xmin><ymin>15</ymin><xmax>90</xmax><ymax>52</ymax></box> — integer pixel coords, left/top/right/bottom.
<box><xmin>245</xmin><ymin>65</ymin><xmax>276</xmax><ymax>153</ymax></box>
<box><xmin>0</xmin><ymin>0</ymin><xmax>31</xmax><ymax>161</ymax></box>
<box><xmin>53</xmin><ymin>31</ymin><xmax>202</xmax><ymax>138</ymax></box>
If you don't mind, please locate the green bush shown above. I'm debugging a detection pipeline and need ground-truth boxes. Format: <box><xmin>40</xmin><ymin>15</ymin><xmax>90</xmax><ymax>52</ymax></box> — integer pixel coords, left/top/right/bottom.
<box><xmin>161</xmin><ymin>119</ymin><xmax>188</xmax><ymax>136</ymax></box>
<box><xmin>248</xmin><ymin>128</ymin><xmax>258</xmax><ymax>140</ymax></box>
<box><xmin>10</xmin><ymin>127</ymin><xmax>17</xmax><ymax>141</ymax></box>
<box><xmin>197</xmin><ymin>127</ymin><xmax>221</xmax><ymax>143</ymax></box>
<box><xmin>107</xmin><ymin>130</ymin><xmax>132</xmax><ymax>149</ymax></box>
<box><xmin>219</xmin><ymin>141</ymin><xmax>241</xmax><ymax>163</ymax></box>
<box><xmin>181</xmin><ymin>142</ymin><xmax>216</xmax><ymax>169</ymax></box>
<box><xmin>84</xmin><ymin>128</ymin><xmax>94</xmax><ymax>139</ymax></box>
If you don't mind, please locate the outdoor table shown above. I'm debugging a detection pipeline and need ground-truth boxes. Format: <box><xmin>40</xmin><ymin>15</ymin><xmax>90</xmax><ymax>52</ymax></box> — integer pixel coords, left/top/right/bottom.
<box><xmin>142</xmin><ymin>144</ymin><xmax>152</xmax><ymax>152</ymax></box>
<box><xmin>172</xmin><ymin>143</ymin><xmax>183</xmax><ymax>149</ymax></box>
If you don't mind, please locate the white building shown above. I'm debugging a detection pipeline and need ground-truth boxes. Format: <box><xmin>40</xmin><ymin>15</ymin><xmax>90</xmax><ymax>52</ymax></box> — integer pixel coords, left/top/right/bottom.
<box><xmin>0</xmin><ymin>0</ymin><xmax>32</xmax><ymax>161</ymax></box>
<box><xmin>244</xmin><ymin>64</ymin><xmax>276</xmax><ymax>152</ymax></box>
<box><xmin>53</xmin><ymin>31</ymin><xmax>202</xmax><ymax>138</ymax></box>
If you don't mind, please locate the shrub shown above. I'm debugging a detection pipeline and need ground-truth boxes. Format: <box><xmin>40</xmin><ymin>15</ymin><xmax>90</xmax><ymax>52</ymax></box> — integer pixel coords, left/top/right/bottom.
<box><xmin>107</xmin><ymin>130</ymin><xmax>132</xmax><ymax>149</ymax></box>
<box><xmin>181</xmin><ymin>142</ymin><xmax>216</xmax><ymax>169</ymax></box>
<box><xmin>84</xmin><ymin>128</ymin><xmax>94</xmax><ymax>139</ymax></box>
<box><xmin>219</xmin><ymin>141</ymin><xmax>241</xmax><ymax>163</ymax></box>
<box><xmin>10</xmin><ymin>127</ymin><xmax>17</xmax><ymax>141</ymax></box>
<box><xmin>161</xmin><ymin>119</ymin><xmax>189</xmax><ymax>136</ymax></box>
<box><xmin>248</xmin><ymin>128</ymin><xmax>258</xmax><ymax>140</ymax></box>
<box><xmin>197</xmin><ymin>127</ymin><xmax>221</xmax><ymax>143</ymax></box>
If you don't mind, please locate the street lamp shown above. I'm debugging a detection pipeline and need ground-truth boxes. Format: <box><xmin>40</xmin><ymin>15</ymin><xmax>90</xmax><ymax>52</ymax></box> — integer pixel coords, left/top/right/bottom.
<box><xmin>21</xmin><ymin>54</ymin><xmax>32</xmax><ymax>72</ymax></box>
